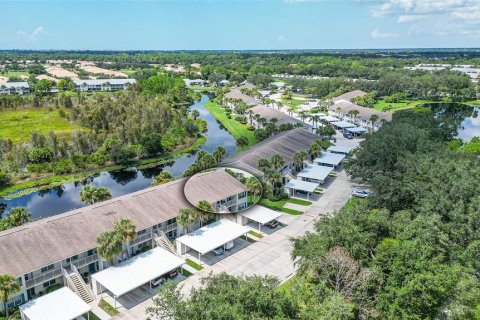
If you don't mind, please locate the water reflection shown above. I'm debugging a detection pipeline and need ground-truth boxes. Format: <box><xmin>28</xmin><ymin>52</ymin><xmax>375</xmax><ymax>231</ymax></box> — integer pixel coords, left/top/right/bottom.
<box><xmin>1</xmin><ymin>96</ymin><xmax>237</xmax><ymax>220</ymax></box>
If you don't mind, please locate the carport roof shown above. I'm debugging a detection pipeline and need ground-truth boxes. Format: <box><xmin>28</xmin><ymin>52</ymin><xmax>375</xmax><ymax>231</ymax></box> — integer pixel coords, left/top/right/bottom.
<box><xmin>327</xmin><ymin>145</ymin><xmax>352</xmax><ymax>154</ymax></box>
<box><xmin>91</xmin><ymin>247</ymin><xmax>184</xmax><ymax>297</ymax></box>
<box><xmin>314</xmin><ymin>152</ymin><xmax>346</xmax><ymax>166</ymax></box>
<box><xmin>176</xmin><ymin>219</ymin><xmax>250</xmax><ymax>255</ymax></box>
<box><xmin>20</xmin><ymin>287</ymin><xmax>91</xmax><ymax>320</ymax></box>
<box><xmin>332</xmin><ymin>121</ymin><xmax>356</xmax><ymax>128</ymax></box>
<box><xmin>319</xmin><ymin>115</ymin><xmax>340</xmax><ymax>122</ymax></box>
<box><xmin>240</xmin><ymin>205</ymin><xmax>282</xmax><ymax>225</ymax></box>
<box><xmin>297</xmin><ymin>165</ymin><xmax>333</xmax><ymax>182</ymax></box>
<box><xmin>284</xmin><ymin>179</ymin><xmax>319</xmax><ymax>193</ymax></box>
<box><xmin>347</xmin><ymin>127</ymin><xmax>368</xmax><ymax>133</ymax></box>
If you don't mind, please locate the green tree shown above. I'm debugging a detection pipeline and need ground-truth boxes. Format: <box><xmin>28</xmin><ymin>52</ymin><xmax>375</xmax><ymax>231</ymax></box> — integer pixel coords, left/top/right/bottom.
<box><xmin>269</xmin><ymin>154</ymin><xmax>285</xmax><ymax>171</ymax></box>
<box><xmin>114</xmin><ymin>218</ymin><xmax>136</xmax><ymax>258</ymax></box>
<box><xmin>34</xmin><ymin>79</ymin><xmax>53</xmax><ymax>95</ymax></box>
<box><xmin>212</xmin><ymin>146</ymin><xmax>226</xmax><ymax>163</ymax></box>
<box><xmin>176</xmin><ymin>208</ymin><xmax>197</xmax><ymax>234</ymax></box>
<box><xmin>0</xmin><ymin>274</ymin><xmax>20</xmax><ymax>318</ymax></box>
<box><xmin>79</xmin><ymin>185</ymin><xmax>112</xmax><ymax>205</ymax></box>
<box><xmin>0</xmin><ymin>168</ymin><xmax>11</xmax><ymax>188</ymax></box>
<box><xmin>7</xmin><ymin>207</ymin><xmax>31</xmax><ymax>228</ymax></box>
<box><xmin>57</xmin><ymin>79</ymin><xmax>75</xmax><ymax>92</ymax></box>
<box><xmin>96</xmin><ymin>231</ymin><xmax>123</xmax><ymax>266</ymax></box>
<box><xmin>151</xmin><ymin>171</ymin><xmax>174</xmax><ymax>186</ymax></box>
<box><xmin>236</xmin><ymin>136</ymin><xmax>249</xmax><ymax>150</ymax></box>
<box><xmin>140</xmin><ymin>133</ymin><xmax>163</xmax><ymax>156</ymax></box>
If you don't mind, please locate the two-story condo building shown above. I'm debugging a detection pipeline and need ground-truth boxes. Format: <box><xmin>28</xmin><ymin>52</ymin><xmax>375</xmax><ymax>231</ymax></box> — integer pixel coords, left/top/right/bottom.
<box><xmin>73</xmin><ymin>79</ymin><xmax>136</xmax><ymax>92</ymax></box>
<box><xmin>184</xmin><ymin>169</ymin><xmax>249</xmax><ymax>213</ymax></box>
<box><xmin>0</xmin><ymin>82</ymin><xmax>30</xmax><ymax>95</ymax></box>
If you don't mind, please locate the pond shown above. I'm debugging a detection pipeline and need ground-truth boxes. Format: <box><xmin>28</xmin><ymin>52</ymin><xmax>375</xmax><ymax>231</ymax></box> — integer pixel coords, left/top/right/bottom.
<box><xmin>424</xmin><ymin>102</ymin><xmax>480</xmax><ymax>141</ymax></box>
<box><xmin>1</xmin><ymin>96</ymin><xmax>237</xmax><ymax>220</ymax></box>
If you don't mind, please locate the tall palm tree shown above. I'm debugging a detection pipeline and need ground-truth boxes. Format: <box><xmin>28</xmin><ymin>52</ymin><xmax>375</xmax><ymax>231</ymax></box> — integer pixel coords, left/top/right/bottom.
<box><xmin>0</xmin><ymin>274</ymin><xmax>20</xmax><ymax>318</ymax></box>
<box><xmin>97</xmin><ymin>231</ymin><xmax>123</xmax><ymax>267</ymax></box>
<box><xmin>196</xmin><ymin>201</ymin><xmax>214</xmax><ymax>226</ymax></box>
<box><xmin>247</xmin><ymin>110</ymin><xmax>254</xmax><ymax>126</ymax></box>
<box><xmin>254</xmin><ymin>114</ymin><xmax>261</xmax><ymax>129</ymax></box>
<box><xmin>310</xmin><ymin>115</ymin><xmax>321</xmax><ymax>129</ymax></box>
<box><xmin>266</xmin><ymin>171</ymin><xmax>281</xmax><ymax>195</ymax></box>
<box><xmin>246</xmin><ymin>176</ymin><xmax>262</xmax><ymax>204</ymax></box>
<box><xmin>369</xmin><ymin>114</ymin><xmax>379</xmax><ymax>130</ymax></box>
<box><xmin>292</xmin><ymin>151</ymin><xmax>308</xmax><ymax>174</ymax></box>
<box><xmin>298</xmin><ymin>111</ymin><xmax>307</xmax><ymax>123</ymax></box>
<box><xmin>257</xmin><ymin>158</ymin><xmax>271</xmax><ymax>174</ymax></box>
<box><xmin>7</xmin><ymin>207</ymin><xmax>30</xmax><ymax>228</ymax></box>
<box><xmin>270</xmin><ymin>154</ymin><xmax>285</xmax><ymax>171</ymax></box>
<box><xmin>212</xmin><ymin>146</ymin><xmax>226</xmax><ymax>163</ymax></box>
<box><xmin>176</xmin><ymin>208</ymin><xmax>198</xmax><ymax>234</ymax></box>
<box><xmin>309</xmin><ymin>141</ymin><xmax>322</xmax><ymax>160</ymax></box>
<box><xmin>114</xmin><ymin>218</ymin><xmax>136</xmax><ymax>258</ymax></box>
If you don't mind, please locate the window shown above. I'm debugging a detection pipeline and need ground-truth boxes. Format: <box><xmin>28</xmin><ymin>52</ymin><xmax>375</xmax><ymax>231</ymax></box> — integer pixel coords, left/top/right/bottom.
<box><xmin>71</xmin><ymin>255</ymin><xmax>78</xmax><ymax>261</ymax></box>
<box><xmin>43</xmin><ymin>279</ymin><xmax>55</xmax><ymax>288</ymax></box>
<box><xmin>41</xmin><ymin>264</ymin><xmax>54</xmax><ymax>273</ymax></box>
<box><xmin>137</xmin><ymin>229</ymin><xmax>147</xmax><ymax>236</ymax></box>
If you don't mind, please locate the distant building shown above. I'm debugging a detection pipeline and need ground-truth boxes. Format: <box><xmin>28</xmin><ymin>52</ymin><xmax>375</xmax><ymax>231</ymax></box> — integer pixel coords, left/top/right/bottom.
<box><xmin>0</xmin><ymin>82</ymin><xmax>30</xmax><ymax>95</ymax></box>
<box><xmin>184</xmin><ymin>79</ymin><xmax>206</xmax><ymax>86</ymax></box>
<box><xmin>73</xmin><ymin>79</ymin><xmax>136</xmax><ymax>92</ymax></box>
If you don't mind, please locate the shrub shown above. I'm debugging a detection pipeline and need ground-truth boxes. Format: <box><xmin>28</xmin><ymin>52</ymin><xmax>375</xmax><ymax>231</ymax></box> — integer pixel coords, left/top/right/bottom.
<box><xmin>27</xmin><ymin>147</ymin><xmax>53</xmax><ymax>164</ymax></box>
<box><xmin>53</xmin><ymin>159</ymin><xmax>74</xmax><ymax>175</ymax></box>
<box><xmin>0</xmin><ymin>168</ymin><xmax>11</xmax><ymax>188</ymax></box>
<box><xmin>235</xmin><ymin>116</ymin><xmax>243</xmax><ymax>122</ymax></box>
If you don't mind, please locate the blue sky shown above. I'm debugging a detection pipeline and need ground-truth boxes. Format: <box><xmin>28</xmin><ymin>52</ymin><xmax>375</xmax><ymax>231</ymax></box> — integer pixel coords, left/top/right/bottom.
<box><xmin>1</xmin><ymin>0</ymin><xmax>479</xmax><ymax>50</ymax></box>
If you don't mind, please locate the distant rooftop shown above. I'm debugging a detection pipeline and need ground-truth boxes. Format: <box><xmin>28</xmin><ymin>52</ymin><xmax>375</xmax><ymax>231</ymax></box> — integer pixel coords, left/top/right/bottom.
<box><xmin>73</xmin><ymin>78</ymin><xmax>136</xmax><ymax>86</ymax></box>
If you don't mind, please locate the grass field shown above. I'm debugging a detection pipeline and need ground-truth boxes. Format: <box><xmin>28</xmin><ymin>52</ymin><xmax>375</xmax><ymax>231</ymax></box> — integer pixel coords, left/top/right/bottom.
<box><xmin>373</xmin><ymin>99</ymin><xmax>441</xmax><ymax>112</ymax></box>
<box><xmin>1</xmin><ymin>71</ymin><xmax>30</xmax><ymax>79</ymax></box>
<box><xmin>281</xmin><ymin>98</ymin><xmax>304</xmax><ymax>109</ymax></box>
<box><xmin>204</xmin><ymin>101</ymin><xmax>255</xmax><ymax>151</ymax></box>
<box><xmin>0</xmin><ymin>107</ymin><xmax>80</xmax><ymax>142</ymax></box>
<box><xmin>258</xmin><ymin>198</ymin><xmax>303</xmax><ymax>215</ymax></box>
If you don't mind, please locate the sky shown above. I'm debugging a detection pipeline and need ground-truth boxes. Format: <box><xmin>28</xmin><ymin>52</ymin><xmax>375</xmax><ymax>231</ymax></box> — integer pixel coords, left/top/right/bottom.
<box><xmin>1</xmin><ymin>0</ymin><xmax>480</xmax><ymax>50</ymax></box>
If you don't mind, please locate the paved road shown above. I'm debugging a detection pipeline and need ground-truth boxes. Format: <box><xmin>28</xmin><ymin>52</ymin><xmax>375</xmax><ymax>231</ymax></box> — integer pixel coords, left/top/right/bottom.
<box><xmin>116</xmin><ymin>135</ymin><xmax>360</xmax><ymax>319</ymax></box>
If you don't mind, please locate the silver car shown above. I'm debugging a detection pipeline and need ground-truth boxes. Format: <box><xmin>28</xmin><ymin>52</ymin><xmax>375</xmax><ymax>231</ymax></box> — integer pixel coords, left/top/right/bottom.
<box><xmin>352</xmin><ymin>189</ymin><xmax>370</xmax><ymax>198</ymax></box>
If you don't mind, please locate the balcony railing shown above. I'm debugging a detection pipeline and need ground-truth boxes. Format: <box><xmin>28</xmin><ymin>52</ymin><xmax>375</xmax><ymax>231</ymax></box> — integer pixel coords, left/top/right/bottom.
<box><xmin>130</xmin><ymin>232</ymin><xmax>153</xmax><ymax>246</ymax></box>
<box><xmin>25</xmin><ymin>267</ymin><xmax>63</xmax><ymax>289</ymax></box>
<box><xmin>72</xmin><ymin>253</ymin><xmax>99</xmax><ymax>269</ymax></box>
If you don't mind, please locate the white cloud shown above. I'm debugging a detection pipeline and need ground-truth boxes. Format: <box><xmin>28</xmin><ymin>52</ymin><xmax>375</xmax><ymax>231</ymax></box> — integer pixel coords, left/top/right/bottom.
<box><xmin>365</xmin><ymin>0</ymin><xmax>480</xmax><ymax>37</ymax></box>
<box><xmin>17</xmin><ymin>26</ymin><xmax>44</xmax><ymax>41</ymax></box>
<box><xmin>371</xmin><ymin>29</ymin><xmax>398</xmax><ymax>38</ymax></box>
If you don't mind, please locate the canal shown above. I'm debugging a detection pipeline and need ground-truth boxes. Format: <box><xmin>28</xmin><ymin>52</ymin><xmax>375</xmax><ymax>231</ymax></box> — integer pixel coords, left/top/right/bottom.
<box><xmin>1</xmin><ymin>96</ymin><xmax>237</xmax><ymax>220</ymax></box>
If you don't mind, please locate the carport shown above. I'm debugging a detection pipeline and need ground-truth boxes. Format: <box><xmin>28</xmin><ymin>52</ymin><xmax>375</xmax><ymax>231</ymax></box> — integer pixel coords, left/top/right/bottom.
<box><xmin>284</xmin><ymin>179</ymin><xmax>319</xmax><ymax>199</ymax></box>
<box><xmin>91</xmin><ymin>247</ymin><xmax>184</xmax><ymax>307</ymax></box>
<box><xmin>176</xmin><ymin>219</ymin><xmax>250</xmax><ymax>263</ymax></box>
<box><xmin>313</xmin><ymin>152</ymin><xmax>346</xmax><ymax>168</ymax></box>
<box><xmin>327</xmin><ymin>145</ymin><xmax>352</xmax><ymax>155</ymax></box>
<box><xmin>320</xmin><ymin>115</ymin><xmax>340</xmax><ymax>123</ymax></box>
<box><xmin>297</xmin><ymin>165</ymin><xmax>334</xmax><ymax>184</ymax></box>
<box><xmin>331</xmin><ymin>121</ymin><xmax>356</xmax><ymax>131</ymax></box>
<box><xmin>346</xmin><ymin>126</ymin><xmax>368</xmax><ymax>137</ymax></box>
<box><xmin>20</xmin><ymin>287</ymin><xmax>92</xmax><ymax>320</ymax></box>
<box><xmin>238</xmin><ymin>205</ymin><xmax>282</xmax><ymax>231</ymax></box>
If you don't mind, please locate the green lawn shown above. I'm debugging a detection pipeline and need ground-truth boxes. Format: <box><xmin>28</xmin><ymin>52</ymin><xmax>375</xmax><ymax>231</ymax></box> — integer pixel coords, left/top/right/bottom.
<box><xmin>258</xmin><ymin>198</ymin><xmax>303</xmax><ymax>215</ymax></box>
<box><xmin>204</xmin><ymin>101</ymin><xmax>255</xmax><ymax>151</ymax></box>
<box><xmin>1</xmin><ymin>70</ymin><xmax>30</xmax><ymax>79</ymax></box>
<box><xmin>186</xmin><ymin>258</ymin><xmax>203</xmax><ymax>271</ymax></box>
<box><xmin>0</xmin><ymin>107</ymin><xmax>80</xmax><ymax>142</ymax></box>
<box><xmin>281</xmin><ymin>98</ymin><xmax>304</xmax><ymax>109</ymax></box>
<box><xmin>248</xmin><ymin>230</ymin><xmax>264</xmax><ymax>238</ymax></box>
<box><xmin>288</xmin><ymin>198</ymin><xmax>312</xmax><ymax>206</ymax></box>
<box><xmin>98</xmin><ymin>299</ymin><xmax>119</xmax><ymax>316</ymax></box>
<box><xmin>463</xmin><ymin>100</ymin><xmax>480</xmax><ymax>106</ymax></box>
<box><xmin>373</xmin><ymin>99</ymin><xmax>440</xmax><ymax>112</ymax></box>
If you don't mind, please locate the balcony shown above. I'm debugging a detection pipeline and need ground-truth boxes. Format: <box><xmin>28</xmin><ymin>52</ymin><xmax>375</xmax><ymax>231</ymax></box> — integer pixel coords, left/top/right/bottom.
<box><xmin>72</xmin><ymin>253</ymin><xmax>99</xmax><ymax>269</ymax></box>
<box><xmin>25</xmin><ymin>268</ymin><xmax>63</xmax><ymax>289</ymax></box>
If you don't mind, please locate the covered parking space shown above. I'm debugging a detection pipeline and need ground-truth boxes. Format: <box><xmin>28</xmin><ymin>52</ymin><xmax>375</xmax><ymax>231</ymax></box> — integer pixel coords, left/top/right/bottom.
<box><xmin>346</xmin><ymin>126</ymin><xmax>368</xmax><ymax>137</ymax></box>
<box><xmin>176</xmin><ymin>219</ymin><xmax>250</xmax><ymax>264</ymax></box>
<box><xmin>320</xmin><ymin>115</ymin><xmax>340</xmax><ymax>123</ymax></box>
<box><xmin>284</xmin><ymin>179</ymin><xmax>319</xmax><ymax>199</ymax></box>
<box><xmin>327</xmin><ymin>145</ymin><xmax>352</xmax><ymax>155</ymax></box>
<box><xmin>20</xmin><ymin>287</ymin><xmax>92</xmax><ymax>320</ymax></box>
<box><xmin>238</xmin><ymin>205</ymin><xmax>282</xmax><ymax>232</ymax></box>
<box><xmin>91</xmin><ymin>247</ymin><xmax>185</xmax><ymax>308</ymax></box>
<box><xmin>331</xmin><ymin>121</ymin><xmax>356</xmax><ymax>132</ymax></box>
<box><xmin>313</xmin><ymin>152</ymin><xmax>346</xmax><ymax>169</ymax></box>
<box><xmin>297</xmin><ymin>165</ymin><xmax>334</xmax><ymax>184</ymax></box>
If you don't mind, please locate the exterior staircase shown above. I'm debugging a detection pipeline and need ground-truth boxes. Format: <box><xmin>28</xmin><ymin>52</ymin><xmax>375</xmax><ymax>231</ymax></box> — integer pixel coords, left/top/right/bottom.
<box><xmin>220</xmin><ymin>212</ymin><xmax>237</xmax><ymax>223</ymax></box>
<box><xmin>63</xmin><ymin>266</ymin><xmax>94</xmax><ymax>303</ymax></box>
<box><xmin>154</xmin><ymin>231</ymin><xmax>179</xmax><ymax>256</ymax></box>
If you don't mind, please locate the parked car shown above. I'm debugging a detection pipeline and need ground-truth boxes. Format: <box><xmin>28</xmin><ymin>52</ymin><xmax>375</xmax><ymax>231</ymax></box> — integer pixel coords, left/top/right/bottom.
<box><xmin>343</xmin><ymin>131</ymin><xmax>353</xmax><ymax>139</ymax></box>
<box><xmin>265</xmin><ymin>220</ymin><xmax>279</xmax><ymax>229</ymax></box>
<box><xmin>352</xmin><ymin>189</ymin><xmax>370</xmax><ymax>198</ymax></box>
<box><xmin>168</xmin><ymin>269</ymin><xmax>179</xmax><ymax>279</ymax></box>
<box><xmin>225</xmin><ymin>240</ymin><xmax>235</xmax><ymax>251</ymax></box>
<box><xmin>212</xmin><ymin>247</ymin><xmax>224</xmax><ymax>256</ymax></box>
<box><xmin>150</xmin><ymin>276</ymin><xmax>165</xmax><ymax>287</ymax></box>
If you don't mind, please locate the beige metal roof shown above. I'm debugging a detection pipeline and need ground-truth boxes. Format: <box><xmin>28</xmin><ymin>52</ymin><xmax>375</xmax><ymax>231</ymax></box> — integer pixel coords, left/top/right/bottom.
<box><xmin>225</xmin><ymin>90</ymin><xmax>259</xmax><ymax>106</ymax></box>
<box><xmin>224</xmin><ymin>128</ymin><xmax>320</xmax><ymax>174</ymax></box>
<box><xmin>184</xmin><ymin>169</ymin><xmax>247</xmax><ymax>205</ymax></box>
<box><xmin>250</xmin><ymin>105</ymin><xmax>302</xmax><ymax>126</ymax></box>
<box><xmin>332</xmin><ymin>101</ymin><xmax>392</xmax><ymax>122</ymax></box>
<box><xmin>332</xmin><ymin>90</ymin><xmax>367</xmax><ymax>102</ymax></box>
<box><xmin>0</xmin><ymin>179</ymin><xmax>190</xmax><ymax>277</ymax></box>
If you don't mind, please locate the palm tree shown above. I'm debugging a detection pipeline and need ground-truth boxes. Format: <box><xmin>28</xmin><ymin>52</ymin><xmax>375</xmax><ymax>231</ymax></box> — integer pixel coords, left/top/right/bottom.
<box><xmin>287</xmin><ymin>106</ymin><xmax>296</xmax><ymax>116</ymax></box>
<box><xmin>246</xmin><ymin>176</ymin><xmax>262</xmax><ymax>204</ymax></box>
<box><xmin>114</xmin><ymin>218</ymin><xmax>136</xmax><ymax>258</ymax></box>
<box><xmin>151</xmin><ymin>171</ymin><xmax>174</xmax><ymax>186</ymax></box>
<box><xmin>196</xmin><ymin>200</ymin><xmax>214</xmax><ymax>226</ymax></box>
<box><xmin>309</xmin><ymin>141</ymin><xmax>322</xmax><ymax>160</ymax></box>
<box><xmin>257</xmin><ymin>158</ymin><xmax>271</xmax><ymax>173</ymax></box>
<box><xmin>0</xmin><ymin>274</ymin><xmax>20</xmax><ymax>318</ymax></box>
<box><xmin>266</xmin><ymin>171</ymin><xmax>281</xmax><ymax>195</ymax></box>
<box><xmin>310</xmin><ymin>115</ymin><xmax>321</xmax><ymax>129</ymax></box>
<box><xmin>270</xmin><ymin>154</ymin><xmax>285</xmax><ymax>171</ymax></box>
<box><xmin>97</xmin><ymin>231</ymin><xmax>123</xmax><ymax>267</ymax></box>
<box><xmin>369</xmin><ymin>114</ymin><xmax>379</xmax><ymax>130</ymax></box>
<box><xmin>212</xmin><ymin>146</ymin><xmax>226</xmax><ymax>163</ymax></box>
<box><xmin>254</xmin><ymin>114</ymin><xmax>261</xmax><ymax>128</ymax></box>
<box><xmin>298</xmin><ymin>111</ymin><xmax>307</xmax><ymax>123</ymax></box>
<box><xmin>247</xmin><ymin>110</ymin><xmax>254</xmax><ymax>126</ymax></box>
<box><xmin>176</xmin><ymin>208</ymin><xmax>198</xmax><ymax>234</ymax></box>
<box><xmin>80</xmin><ymin>185</ymin><xmax>112</xmax><ymax>205</ymax></box>
<box><xmin>7</xmin><ymin>207</ymin><xmax>30</xmax><ymax>228</ymax></box>
<box><xmin>292</xmin><ymin>151</ymin><xmax>307</xmax><ymax>174</ymax></box>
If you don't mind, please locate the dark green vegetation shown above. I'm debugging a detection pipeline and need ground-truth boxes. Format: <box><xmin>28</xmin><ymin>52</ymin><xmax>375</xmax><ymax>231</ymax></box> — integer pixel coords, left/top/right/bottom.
<box><xmin>98</xmin><ymin>298</ymin><xmax>119</xmax><ymax>316</ymax></box>
<box><xmin>291</xmin><ymin>108</ymin><xmax>480</xmax><ymax>319</ymax></box>
<box><xmin>0</xmin><ymin>74</ymin><xmax>203</xmax><ymax>194</ymax></box>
